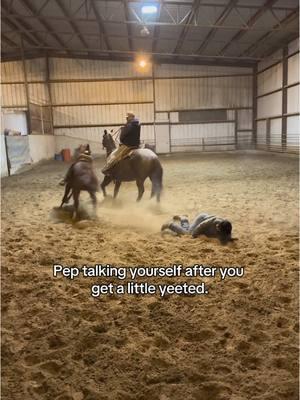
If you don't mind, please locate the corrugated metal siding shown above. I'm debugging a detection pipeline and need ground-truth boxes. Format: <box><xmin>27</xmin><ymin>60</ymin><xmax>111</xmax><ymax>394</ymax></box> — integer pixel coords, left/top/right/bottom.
<box><xmin>155</xmin><ymin>76</ymin><xmax>252</xmax><ymax>111</ymax></box>
<box><xmin>50</xmin><ymin>80</ymin><xmax>153</xmax><ymax>105</ymax></box>
<box><xmin>155</xmin><ymin>63</ymin><xmax>252</xmax><ymax>78</ymax></box>
<box><xmin>287</xmin><ymin>115</ymin><xmax>300</xmax><ymax>150</ymax></box>
<box><xmin>53</xmin><ymin>103</ymin><xmax>154</xmax><ymax>126</ymax></box>
<box><xmin>287</xmin><ymin>53</ymin><xmax>299</xmax><ymax>85</ymax></box>
<box><xmin>50</xmin><ymin>58</ymin><xmax>152</xmax><ymax>80</ymax></box>
<box><xmin>257</xmin><ymin>120</ymin><xmax>267</xmax><ymax>146</ymax></box>
<box><xmin>257</xmin><ymin>92</ymin><xmax>282</xmax><ymax>119</ymax></box>
<box><xmin>237</xmin><ymin>131</ymin><xmax>253</xmax><ymax>148</ymax></box>
<box><xmin>28</xmin><ymin>83</ymin><xmax>50</xmax><ymax>104</ymax></box>
<box><xmin>171</xmin><ymin>122</ymin><xmax>234</xmax><ymax>145</ymax></box>
<box><xmin>287</xmin><ymin>84</ymin><xmax>299</xmax><ymax>114</ymax></box>
<box><xmin>270</xmin><ymin>118</ymin><xmax>282</xmax><ymax>147</ymax></box>
<box><xmin>257</xmin><ymin>63</ymin><xmax>282</xmax><ymax>96</ymax></box>
<box><xmin>237</xmin><ymin>109</ymin><xmax>253</xmax><ymax>130</ymax></box>
<box><xmin>288</xmin><ymin>38</ymin><xmax>299</xmax><ymax>55</ymax></box>
<box><xmin>2</xmin><ymin>84</ymin><xmax>27</xmax><ymax>106</ymax></box>
<box><xmin>25</xmin><ymin>58</ymin><xmax>46</xmax><ymax>82</ymax></box>
<box><xmin>1</xmin><ymin>61</ymin><xmax>24</xmax><ymax>82</ymax></box>
<box><xmin>257</xmin><ymin>49</ymin><xmax>282</xmax><ymax>72</ymax></box>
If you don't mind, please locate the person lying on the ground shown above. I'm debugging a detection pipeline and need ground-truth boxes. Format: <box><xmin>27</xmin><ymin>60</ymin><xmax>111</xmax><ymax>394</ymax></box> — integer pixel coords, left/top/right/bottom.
<box><xmin>161</xmin><ymin>213</ymin><xmax>236</xmax><ymax>244</ymax></box>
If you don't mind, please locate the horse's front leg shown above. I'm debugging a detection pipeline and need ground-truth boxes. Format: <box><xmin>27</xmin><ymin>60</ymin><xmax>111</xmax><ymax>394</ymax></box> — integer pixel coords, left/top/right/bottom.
<box><xmin>101</xmin><ymin>175</ymin><xmax>113</xmax><ymax>197</ymax></box>
<box><xmin>136</xmin><ymin>179</ymin><xmax>145</xmax><ymax>202</ymax></box>
<box><xmin>113</xmin><ymin>180</ymin><xmax>122</xmax><ymax>199</ymax></box>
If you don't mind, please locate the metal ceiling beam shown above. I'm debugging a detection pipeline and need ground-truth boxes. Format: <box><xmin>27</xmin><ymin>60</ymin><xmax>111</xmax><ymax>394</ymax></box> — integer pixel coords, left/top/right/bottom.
<box><xmin>54</xmin><ymin>0</ymin><xmax>89</xmax><ymax>49</ymax></box>
<box><xmin>0</xmin><ymin>43</ymin><xmax>261</xmax><ymax>61</ymax></box>
<box><xmin>241</xmin><ymin>7</ymin><xmax>299</xmax><ymax>57</ymax></box>
<box><xmin>90</xmin><ymin>0</ymin><xmax>111</xmax><ymax>50</ymax></box>
<box><xmin>1</xmin><ymin>0</ymin><xmax>46</xmax><ymax>48</ymax></box>
<box><xmin>173</xmin><ymin>0</ymin><xmax>202</xmax><ymax>53</ymax></box>
<box><xmin>196</xmin><ymin>0</ymin><xmax>238</xmax><ymax>54</ymax></box>
<box><xmin>218</xmin><ymin>0</ymin><xmax>278</xmax><ymax>56</ymax></box>
<box><xmin>18</xmin><ymin>0</ymin><xmax>69</xmax><ymax>51</ymax></box>
<box><xmin>90</xmin><ymin>0</ymin><xmax>297</xmax><ymax>10</ymax></box>
<box><xmin>1</xmin><ymin>34</ymin><xmax>19</xmax><ymax>48</ymax></box>
<box><xmin>3</xmin><ymin>11</ymin><xmax>298</xmax><ymax>32</ymax></box>
<box><xmin>152</xmin><ymin>2</ymin><xmax>163</xmax><ymax>52</ymax></box>
<box><xmin>123</xmin><ymin>0</ymin><xmax>133</xmax><ymax>52</ymax></box>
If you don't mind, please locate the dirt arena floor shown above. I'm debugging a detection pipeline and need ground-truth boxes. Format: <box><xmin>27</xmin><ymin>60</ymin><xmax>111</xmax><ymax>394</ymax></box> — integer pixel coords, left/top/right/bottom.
<box><xmin>1</xmin><ymin>151</ymin><xmax>299</xmax><ymax>400</ymax></box>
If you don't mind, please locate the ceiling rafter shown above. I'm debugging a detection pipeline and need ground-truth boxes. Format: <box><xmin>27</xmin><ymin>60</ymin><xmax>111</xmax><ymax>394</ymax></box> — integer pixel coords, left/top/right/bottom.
<box><xmin>123</xmin><ymin>0</ymin><xmax>133</xmax><ymax>52</ymax></box>
<box><xmin>1</xmin><ymin>33</ymin><xmax>19</xmax><ymax>47</ymax></box>
<box><xmin>54</xmin><ymin>0</ymin><xmax>89</xmax><ymax>49</ymax></box>
<box><xmin>173</xmin><ymin>0</ymin><xmax>202</xmax><ymax>54</ymax></box>
<box><xmin>196</xmin><ymin>0</ymin><xmax>239</xmax><ymax>54</ymax></box>
<box><xmin>90</xmin><ymin>0</ymin><xmax>111</xmax><ymax>51</ymax></box>
<box><xmin>218</xmin><ymin>0</ymin><xmax>278</xmax><ymax>56</ymax></box>
<box><xmin>1</xmin><ymin>0</ymin><xmax>46</xmax><ymax>48</ymax></box>
<box><xmin>18</xmin><ymin>0</ymin><xmax>69</xmax><ymax>51</ymax></box>
<box><xmin>241</xmin><ymin>7</ymin><xmax>299</xmax><ymax>57</ymax></box>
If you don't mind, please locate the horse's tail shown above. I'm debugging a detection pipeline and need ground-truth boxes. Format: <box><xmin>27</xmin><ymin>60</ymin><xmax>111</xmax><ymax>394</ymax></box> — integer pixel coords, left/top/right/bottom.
<box><xmin>150</xmin><ymin>158</ymin><xmax>163</xmax><ymax>202</ymax></box>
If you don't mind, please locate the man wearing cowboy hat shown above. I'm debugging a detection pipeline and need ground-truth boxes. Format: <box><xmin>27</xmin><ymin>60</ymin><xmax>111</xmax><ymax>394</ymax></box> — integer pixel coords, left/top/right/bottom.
<box><xmin>102</xmin><ymin>111</ymin><xmax>141</xmax><ymax>174</ymax></box>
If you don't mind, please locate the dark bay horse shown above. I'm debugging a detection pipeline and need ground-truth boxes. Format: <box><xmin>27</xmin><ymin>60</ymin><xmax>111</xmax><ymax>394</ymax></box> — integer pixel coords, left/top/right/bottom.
<box><xmin>101</xmin><ymin>131</ymin><xmax>163</xmax><ymax>202</ymax></box>
<box><xmin>60</xmin><ymin>144</ymin><xmax>99</xmax><ymax>220</ymax></box>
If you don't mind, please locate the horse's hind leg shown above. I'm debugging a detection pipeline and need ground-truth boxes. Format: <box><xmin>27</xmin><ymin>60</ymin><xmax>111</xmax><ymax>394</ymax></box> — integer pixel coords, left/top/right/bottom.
<box><xmin>72</xmin><ymin>189</ymin><xmax>80</xmax><ymax>220</ymax></box>
<box><xmin>60</xmin><ymin>184</ymin><xmax>72</xmax><ymax>208</ymax></box>
<box><xmin>89</xmin><ymin>191</ymin><xmax>97</xmax><ymax>218</ymax></box>
<box><xmin>113</xmin><ymin>180</ymin><xmax>122</xmax><ymax>199</ymax></box>
<box><xmin>136</xmin><ymin>180</ymin><xmax>145</xmax><ymax>202</ymax></box>
<box><xmin>101</xmin><ymin>176</ymin><xmax>113</xmax><ymax>197</ymax></box>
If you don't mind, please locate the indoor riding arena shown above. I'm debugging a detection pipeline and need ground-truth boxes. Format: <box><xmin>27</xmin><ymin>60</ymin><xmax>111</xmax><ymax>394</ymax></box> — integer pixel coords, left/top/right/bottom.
<box><xmin>1</xmin><ymin>1</ymin><xmax>299</xmax><ymax>399</ymax></box>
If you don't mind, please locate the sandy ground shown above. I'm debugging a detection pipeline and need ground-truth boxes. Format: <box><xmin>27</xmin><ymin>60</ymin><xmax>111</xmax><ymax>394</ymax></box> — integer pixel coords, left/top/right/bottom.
<box><xmin>1</xmin><ymin>151</ymin><xmax>299</xmax><ymax>400</ymax></box>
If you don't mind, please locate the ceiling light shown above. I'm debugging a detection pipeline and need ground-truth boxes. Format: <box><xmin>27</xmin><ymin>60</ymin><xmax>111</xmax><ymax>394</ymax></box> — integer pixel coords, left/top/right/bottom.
<box><xmin>141</xmin><ymin>5</ymin><xmax>157</xmax><ymax>14</ymax></box>
<box><xmin>140</xmin><ymin>26</ymin><xmax>150</xmax><ymax>36</ymax></box>
<box><xmin>139</xmin><ymin>59</ymin><xmax>147</xmax><ymax>68</ymax></box>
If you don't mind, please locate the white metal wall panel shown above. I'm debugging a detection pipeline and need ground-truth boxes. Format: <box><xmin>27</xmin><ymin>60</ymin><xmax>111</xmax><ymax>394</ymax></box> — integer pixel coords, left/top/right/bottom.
<box><xmin>270</xmin><ymin>118</ymin><xmax>282</xmax><ymax>147</ymax></box>
<box><xmin>155</xmin><ymin>63</ymin><xmax>252</xmax><ymax>78</ymax></box>
<box><xmin>155</xmin><ymin>112</ymin><xmax>169</xmax><ymax>122</ymax></box>
<box><xmin>287</xmin><ymin>53</ymin><xmax>299</xmax><ymax>85</ymax></box>
<box><xmin>50</xmin><ymin>58</ymin><xmax>152</xmax><ymax>80</ymax></box>
<box><xmin>54</xmin><ymin>131</ymin><xmax>104</xmax><ymax>155</ymax></box>
<box><xmin>171</xmin><ymin>123</ymin><xmax>234</xmax><ymax>143</ymax></box>
<box><xmin>287</xmin><ymin>115</ymin><xmax>300</xmax><ymax>149</ymax></box>
<box><xmin>237</xmin><ymin>131</ymin><xmax>252</xmax><ymax>148</ymax></box>
<box><xmin>257</xmin><ymin>63</ymin><xmax>282</xmax><ymax>96</ymax></box>
<box><xmin>155</xmin><ymin>76</ymin><xmax>252</xmax><ymax>111</ymax></box>
<box><xmin>25</xmin><ymin>58</ymin><xmax>46</xmax><ymax>82</ymax></box>
<box><xmin>1</xmin><ymin>61</ymin><xmax>24</xmax><ymax>82</ymax></box>
<box><xmin>237</xmin><ymin>109</ymin><xmax>253</xmax><ymax>129</ymax></box>
<box><xmin>2</xmin><ymin>84</ymin><xmax>27</xmax><ymax>107</ymax></box>
<box><xmin>53</xmin><ymin>103</ymin><xmax>154</xmax><ymax>126</ymax></box>
<box><xmin>257</xmin><ymin>120</ymin><xmax>267</xmax><ymax>145</ymax></box>
<box><xmin>257</xmin><ymin>49</ymin><xmax>282</xmax><ymax>72</ymax></box>
<box><xmin>287</xmin><ymin>84</ymin><xmax>299</xmax><ymax>114</ymax></box>
<box><xmin>257</xmin><ymin>91</ymin><xmax>282</xmax><ymax>119</ymax></box>
<box><xmin>28</xmin><ymin>83</ymin><xmax>50</xmax><ymax>104</ymax></box>
<box><xmin>288</xmin><ymin>38</ymin><xmax>299</xmax><ymax>55</ymax></box>
<box><xmin>50</xmin><ymin>80</ymin><xmax>153</xmax><ymax>105</ymax></box>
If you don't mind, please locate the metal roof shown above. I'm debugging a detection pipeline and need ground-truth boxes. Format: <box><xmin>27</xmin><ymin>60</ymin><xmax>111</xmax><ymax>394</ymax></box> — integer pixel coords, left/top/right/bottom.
<box><xmin>1</xmin><ymin>0</ymin><xmax>299</xmax><ymax>66</ymax></box>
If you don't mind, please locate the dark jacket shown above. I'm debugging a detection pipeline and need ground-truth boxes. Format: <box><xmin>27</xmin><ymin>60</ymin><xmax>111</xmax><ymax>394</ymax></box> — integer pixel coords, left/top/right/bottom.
<box><xmin>120</xmin><ymin>118</ymin><xmax>141</xmax><ymax>147</ymax></box>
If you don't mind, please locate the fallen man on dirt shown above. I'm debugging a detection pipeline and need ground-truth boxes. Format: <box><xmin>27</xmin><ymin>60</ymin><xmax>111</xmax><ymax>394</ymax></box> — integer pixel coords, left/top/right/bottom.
<box><xmin>161</xmin><ymin>213</ymin><xmax>237</xmax><ymax>244</ymax></box>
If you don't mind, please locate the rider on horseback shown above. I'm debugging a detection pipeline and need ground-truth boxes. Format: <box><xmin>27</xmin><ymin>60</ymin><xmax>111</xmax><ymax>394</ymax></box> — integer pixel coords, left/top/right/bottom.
<box><xmin>102</xmin><ymin>111</ymin><xmax>141</xmax><ymax>175</ymax></box>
